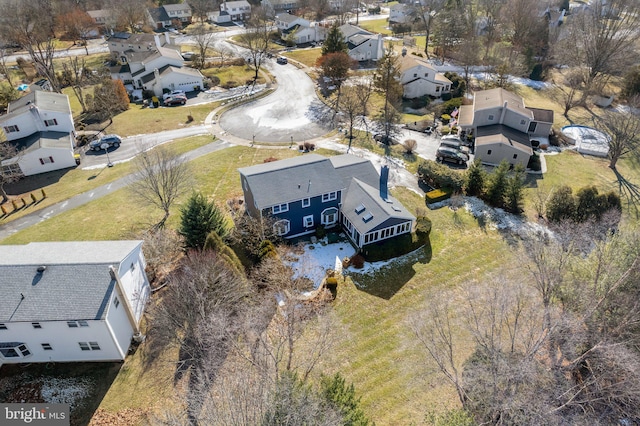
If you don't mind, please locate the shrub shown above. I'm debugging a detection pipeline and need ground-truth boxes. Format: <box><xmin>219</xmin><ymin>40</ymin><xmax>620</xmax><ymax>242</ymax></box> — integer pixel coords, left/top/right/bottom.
<box><xmin>464</xmin><ymin>158</ymin><xmax>486</xmax><ymax>197</ymax></box>
<box><xmin>179</xmin><ymin>191</ymin><xmax>229</xmax><ymax>249</ymax></box>
<box><xmin>440</xmin><ymin>114</ymin><xmax>451</xmax><ymax>124</ymax></box>
<box><xmin>425</xmin><ymin>188</ymin><xmax>451</xmax><ymax>203</ymax></box>
<box><xmin>258</xmin><ymin>240</ymin><xmax>278</xmax><ymax>260</ymax></box>
<box><xmin>622</xmin><ymin>66</ymin><xmax>640</xmax><ymax>99</ymax></box>
<box><xmin>326</xmin><ymin>277</ymin><xmax>338</xmax><ymax>286</ymax></box>
<box><xmin>303</xmin><ymin>142</ymin><xmax>315</xmax><ymax>151</ymax></box>
<box><xmin>403</xmin><ymin>139</ymin><xmax>417</xmax><ymax>154</ymax></box>
<box><xmin>415</xmin><ymin>216</ymin><xmax>432</xmax><ymax>235</ymax></box>
<box><xmin>417</xmin><ymin>160</ymin><xmax>465</xmax><ymax>192</ymax></box>
<box><xmin>485</xmin><ymin>160</ymin><xmax>510</xmax><ymax>209</ymax></box>
<box><xmin>349</xmin><ymin>254</ymin><xmax>365</xmax><ymax>269</ymax></box>
<box><xmin>30</xmin><ymin>193</ymin><xmax>36</xmax><ymax>203</ymax></box>
<box><xmin>439</xmin><ymin>97</ymin><xmax>463</xmax><ymax>116</ymax></box>
<box><xmin>221</xmin><ymin>80</ymin><xmax>238</xmax><ymax>89</ymax></box>
<box><xmin>299</xmin><ymin>144</ymin><xmax>305</xmax><ymax>150</ymax></box>
<box><xmin>527</xmin><ymin>153</ymin><xmax>541</xmax><ymax>171</ymax></box>
<box><xmin>440</xmin><ymin>126</ymin><xmax>451</xmax><ymax>135</ymax></box>
<box><xmin>546</xmin><ymin>185</ymin><xmax>575</xmax><ymax>222</ymax></box>
<box><xmin>316</xmin><ymin>225</ymin><xmax>327</xmax><ymax>239</ymax></box>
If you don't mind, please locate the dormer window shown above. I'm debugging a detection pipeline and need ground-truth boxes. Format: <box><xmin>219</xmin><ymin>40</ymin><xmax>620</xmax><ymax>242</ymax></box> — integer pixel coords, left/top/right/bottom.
<box><xmin>488</xmin><ymin>114</ymin><xmax>494</xmax><ymax>121</ymax></box>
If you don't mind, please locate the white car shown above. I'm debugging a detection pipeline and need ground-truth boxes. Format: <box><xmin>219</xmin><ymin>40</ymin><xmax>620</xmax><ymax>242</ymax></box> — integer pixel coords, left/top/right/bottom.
<box><xmin>163</xmin><ymin>90</ymin><xmax>185</xmax><ymax>100</ymax></box>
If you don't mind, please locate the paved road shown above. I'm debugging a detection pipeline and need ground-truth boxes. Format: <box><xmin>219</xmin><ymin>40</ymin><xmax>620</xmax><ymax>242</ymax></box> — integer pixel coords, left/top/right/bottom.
<box><xmin>219</xmin><ymin>59</ymin><xmax>333</xmax><ymax>142</ymax></box>
<box><xmin>0</xmin><ymin>140</ymin><xmax>232</xmax><ymax>241</ymax></box>
<box><xmin>79</xmin><ymin>126</ymin><xmax>211</xmax><ymax>168</ymax></box>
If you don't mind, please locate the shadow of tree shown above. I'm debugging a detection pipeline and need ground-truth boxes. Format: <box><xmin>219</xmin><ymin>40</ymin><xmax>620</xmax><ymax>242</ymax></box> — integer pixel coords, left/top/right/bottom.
<box><xmin>349</xmin><ymin>240</ymin><xmax>432</xmax><ymax>300</ymax></box>
<box><xmin>612</xmin><ymin>167</ymin><xmax>640</xmax><ymax>218</ymax></box>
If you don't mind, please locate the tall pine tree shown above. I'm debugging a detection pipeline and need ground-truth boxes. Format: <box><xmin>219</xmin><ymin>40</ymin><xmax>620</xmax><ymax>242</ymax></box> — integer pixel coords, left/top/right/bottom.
<box><xmin>322</xmin><ymin>24</ymin><xmax>347</xmax><ymax>55</ymax></box>
<box><xmin>179</xmin><ymin>191</ymin><xmax>228</xmax><ymax>249</ymax></box>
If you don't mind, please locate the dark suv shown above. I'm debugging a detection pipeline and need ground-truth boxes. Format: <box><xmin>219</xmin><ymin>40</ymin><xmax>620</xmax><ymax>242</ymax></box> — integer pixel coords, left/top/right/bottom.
<box><xmin>90</xmin><ymin>134</ymin><xmax>122</xmax><ymax>151</ymax></box>
<box><xmin>436</xmin><ymin>146</ymin><xmax>468</xmax><ymax>165</ymax></box>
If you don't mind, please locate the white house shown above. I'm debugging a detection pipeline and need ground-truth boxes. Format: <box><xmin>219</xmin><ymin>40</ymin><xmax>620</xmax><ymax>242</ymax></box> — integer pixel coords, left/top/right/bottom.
<box><xmin>0</xmin><ymin>241</ymin><xmax>150</xmax><ymax>365</ymax></box>
<box><xmin>0</xmin><ymin>92</ymin><xmax>77</xmax><ymax>177</ymax></box>
<box><xmin>220</xmin><ymin>0</ymin><xmax>252</xmax><ymax>21</ymax></box>
<box><xmin>338</xmin><ymin>24</ymin><xmax>384</xmax><ymax>62</ymax></box>
<box><xmin>261</xmin><ymin>0</ymin><xmax>300</xmax><ymax>17</ymax></box>
<box><xmin>107</xmin><ymin>33</ymin><xmax>204</xmax><ymax>97</ymax></box>
<box><xmin>276</xmin><ymin>13</ymin><xmax>325</xmax><ymax>44</ymax></box>
<box><xmin>399</xmin><ymin>55</ymin><xmax>451</xmax><ymax>99</ymax></box>
<box><xmin>457</xmin><ymin>88</ymin><xmax>554</xmax><ymax>167</ymax></box>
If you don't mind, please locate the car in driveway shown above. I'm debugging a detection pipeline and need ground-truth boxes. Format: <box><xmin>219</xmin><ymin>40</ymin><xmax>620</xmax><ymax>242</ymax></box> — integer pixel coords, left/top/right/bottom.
<box><xmin>164</xmin><ymin>95</ymin><xmax>187</xmax><ymax>106</ymax></box>
<box><xmin>439</xmin><ymin>139</ymin><xmax>471</xmax><ymax>155</ymax></box>
<box><xmin>163</xmin><ymin>90</ymin><xmax>185</xmax><ymax>100</ymax></box>
<box><xmin>90</xmin><ymin>134</ymin><xmax>122</xmax><ymax>151</ymax></box>
<box><xmin>373</xmin><ymin>133</ymin><xmax>397</xmax><ymax>145</ymax></box>
<box><xmin>436</xmin><ymin>146</ymin><xmax>468</xmax><ymax>165</ymax></box>
<box><xmin>276</xmin><ymin>56</ymin><xmax>288</xmax><ymax>64</ymax></box>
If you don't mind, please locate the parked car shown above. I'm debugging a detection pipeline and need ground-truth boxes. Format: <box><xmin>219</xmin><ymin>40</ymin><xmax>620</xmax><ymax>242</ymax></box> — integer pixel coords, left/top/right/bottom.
<box><xmin>90</xmin><ymin>134</ymin><xmax>122</xmax><ymax>151</ymax></box>
<box><xmin>276</xmin><ymin>56</ymin><xmax>288</xmax><ymax>64</ymax></box>
<box><xmin>164</xmin><ymin>94</ymin><xmax>187</xmax><ymax>106</ymax></box>
<box><xmin>436</xmin><ymin>146</ymin><xmax>468</xmax><ymax>165</ymax></box>
<box><xmin>181</xmin><ymin>51</ymin><xmax>194</xmax><ymax>61</ymax></box>
<box><xmin>373</xmin><ymin>133</ymin><xmax>397</xmax><ymax>145</ymax></box>
<box><xmin>439</xmin><ymin>139</ymin><xmax>471</xmax><ymax>155</ymax></box>
<box><xmin>163</xmin><ymin>90</ymin><xmax>185</xmax><ymax>100</ymax></box>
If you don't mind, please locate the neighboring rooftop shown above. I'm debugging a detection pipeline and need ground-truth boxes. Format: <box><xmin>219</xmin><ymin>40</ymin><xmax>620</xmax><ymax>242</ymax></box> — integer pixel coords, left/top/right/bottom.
<box><xmin>7</xmin><ymin>91</ymin><xmax>72</xmax><ymax>115</ymax></box>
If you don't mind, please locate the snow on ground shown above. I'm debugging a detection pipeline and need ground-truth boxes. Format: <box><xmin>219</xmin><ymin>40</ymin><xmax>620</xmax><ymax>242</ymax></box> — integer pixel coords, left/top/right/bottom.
<box><xmin>40</xmin><ymin>377</ymin><xmax>93</xmax><ymax>410</ymax></box>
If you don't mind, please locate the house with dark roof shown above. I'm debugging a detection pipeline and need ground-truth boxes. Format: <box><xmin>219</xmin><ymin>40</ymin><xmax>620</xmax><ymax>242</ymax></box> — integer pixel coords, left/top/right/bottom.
<box><xmin>0</xmin><ymin>241</ymin><xmax>150</xmax><ymax>365</ymax></box>
<box><xmin>107</xmin><ymin>32</ymin><xmax>204</xmax><ymax>97</ymax></box>
<box><xmin>275</xmin><ymin>13</ymin><xmax>326</xmax><ymax>45</ymax></box>
<box><xmin>457</xmin><ymin>88</ymin><xmax>554</xmax><ymax>167</ymax></box>
<box><xmin>147</xmin><ymin>2</ymin><xmax>192</xmax><ymax>29</ymax></box>
<box><xmin>338</xmin><ymin>24</ymin><xmax>384</xmax><ymax>62</ymax></box>
<box><xmin>0</xmin><ymin>91</ymin><xmax>77</xmax><ymax>176</ymax></box>
<box><xmin>238</xmin><ymin>154</ymin><xmax>415</xmax><ymax>248</ymax></box>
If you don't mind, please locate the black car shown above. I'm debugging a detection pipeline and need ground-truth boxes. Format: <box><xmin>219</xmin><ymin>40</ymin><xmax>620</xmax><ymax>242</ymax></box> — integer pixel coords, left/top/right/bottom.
<box><xmin>90</xmin><ymin>134</ymin><xmax>122</xmax><ymax>151</ymax></box>
<box><xmin>436</xmin><ymin>146</ymin><xmax>468</xmax><ymax>165</ymax></box>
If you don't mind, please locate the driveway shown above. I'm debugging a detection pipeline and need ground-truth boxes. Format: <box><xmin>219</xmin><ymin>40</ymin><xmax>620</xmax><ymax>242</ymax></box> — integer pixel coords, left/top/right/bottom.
<box><xmin>79</xmin><ymin>126</ymin><xmax>210</xmax><ymax>169</ymax></box>
<box><xmin>218</xmin><ymin>59</ymin><xmax>333</xmax><ymax>143</ymax></box>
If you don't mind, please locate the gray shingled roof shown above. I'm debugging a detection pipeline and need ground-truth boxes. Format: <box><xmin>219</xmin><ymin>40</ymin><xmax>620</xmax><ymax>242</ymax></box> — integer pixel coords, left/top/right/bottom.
<box><xmin>149</xmin><ymin>6</ymin><xmax>171</xmax><ymax>22</ymax></box>
<box><xmin>10</xmin><ymin>131</ymin><xmax>73</xmax><ymax>154</ymax></box>
<box><xmin>7</xmin><ymin>91</ymin><xmax>71</xmax><ymax>115</ymax></box>
<box><xmin>0</xmin><ymin>241</ymin><xmax>142</xmax><ymax>323</ymax></box>
<box><xmin>239</xmin><ymin>154</ymin><xmax>340</xmax><ymax>209</ymax></box>
<box><xmin>476</xmin><ymin>124</ymin><xmax>532</xmax><ymax>151</ymax></box>
<box><xmin>341</xmin><ymin>178</ymin><xmax>415</xmax><ymax>234</ymax></box>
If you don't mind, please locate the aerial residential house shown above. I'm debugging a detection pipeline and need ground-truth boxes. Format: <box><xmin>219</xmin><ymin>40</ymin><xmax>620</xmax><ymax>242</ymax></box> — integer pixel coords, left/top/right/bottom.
<box><xmin>220</xmin><ymin>0</ymin><xmax>252</xmax><ymax>21</ymax></box>
<box><xmin>107</xmin><ymin>32</ymin><xmax>204</xmax><ymax>97</ymax></box>
<box><xmin>457</xmin><ymin>88</ymin><xmax>554</xmax><ymax>167</ymax></box>
<box><xmin>399</xmin><ymin>54</ymin><xmax>451</xmax><ymax>99</ymax></box>
<box><xmin>389</xmin><ymin>3</ymin><xmax>415</xmax><ymax>24</ymax></box>
<box><xmin>0</xmin><ymin>241</ymin><xmax>150</xmax><ymax>365</ymax></box>
<box><xmin>276</xmin><ymin>13</ymin><xmax>326</xmax><ymax>45</ymax></box>
<box><xmin>87</xmin><ymin>9</ymin><xmax>117</xmax><ymax>29</ymax></box>
<box><xmin>239</xmin><ymin>154</ymin><xmax>415</xmax><ymax>249</ymax></box>
<box><xmin>261</xmin><ymin>0</ymin><xmax>300</xmax><ymax>17</ymax></box>
<box><xmin>147</xmin><ymin>2</ymin><xmax>193</xmax><ymax>29</ymax></box>
<box><xmin>338</xmin><ymin>24</ymin><xmax>385</xmax><ymax>62</ymax></box>
<box><xmin>0</xmin><ymin>91</ymin><xmax>77</xmax><ymax>177</ymax></box>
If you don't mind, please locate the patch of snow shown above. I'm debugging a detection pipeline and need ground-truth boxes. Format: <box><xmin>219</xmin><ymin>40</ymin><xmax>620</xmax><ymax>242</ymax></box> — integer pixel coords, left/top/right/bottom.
<box><xmin>40</xmin><ymin>377</ymin><xmax>93</xmax><ymax>410</ymax></box>
<box><xmin>287</xmin><ymin>240</ymin><xmax>355</xmax><ymax>287</ymax></box>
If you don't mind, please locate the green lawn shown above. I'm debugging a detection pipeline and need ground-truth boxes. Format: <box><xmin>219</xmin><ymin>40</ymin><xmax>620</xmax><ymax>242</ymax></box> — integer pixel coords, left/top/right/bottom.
<box><xmin>283</xmin><ymin>48</ymin><xmax>322</xmax><ymax>67</ymax></box>
<box><xmin>0</xmin><ymin>135</ymin><xmax>215</xmax><ymax>226</ymax></box>
<box><xmin>359</xmin><ymin>18</ymin><xmax>392</xmax><ymax>36</ymax></box>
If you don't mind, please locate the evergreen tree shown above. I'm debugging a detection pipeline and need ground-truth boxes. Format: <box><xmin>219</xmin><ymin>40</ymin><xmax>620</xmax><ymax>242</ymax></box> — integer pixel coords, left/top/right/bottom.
<box><xmin>485</xmin><ymin>160</ymin><xmax>510</xmax><ymax>208</ymax></box>
<box><xmin>322</xmin><ymin>24</ymin><xmax>347</xmax><ymax>55</ymax></box>
<box><xmin>546</xmin><ymin>185</ymin><xmax>576</xmax><ymax>223</ymax></box>
<box><xmin>320</xmin><ymin>373</ymin><xmax>371</xmax><ymax>426</ymax></box>
<box><xmin>504</xmin><ymin>164</ymin><xmax>526</xmax><ymax>214</ymax></box>
<box><xmin>464</xmin><ymin>158</ymin><xmax>486</xmax><ymax>197</ymax></box>
<box><xmin>203</xmin><ymin>231</ymin><xmax>245</xmax><ymax>275</ymax></box>
<box><xmin>179</xmin><ymin>191</ymin><xmax>228</xmax><ymax>249</ymax></box>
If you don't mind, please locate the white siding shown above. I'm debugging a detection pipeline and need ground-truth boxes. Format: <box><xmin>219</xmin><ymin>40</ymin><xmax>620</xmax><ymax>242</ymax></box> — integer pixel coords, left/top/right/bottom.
<box><xmin>19</xmin><ymin>146</ymin><xmax>76</xmax><ymax>177</ymax></box>
<box><xmin>0</xmin><ymin>320</ymin><xmax>122</xmax><ymax>363</ymax></box>
<box><xmin>105</xmin><ymin>295</ymin><xmax>134</xmax><ymax>359</ymax></box>
<box><xmin>1</xmin><ymin>112</ymin><xmax>39</xmax><ymax>141</ymax></box>
<box><xmin>117</xmin><ymin>246</ymin><xmax>150</xmax><ymax>322</ymax></box>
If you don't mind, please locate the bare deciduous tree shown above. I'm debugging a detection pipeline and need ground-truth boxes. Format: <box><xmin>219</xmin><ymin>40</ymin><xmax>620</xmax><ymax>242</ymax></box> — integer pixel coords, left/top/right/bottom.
<box><xmin>191</xmin><ymin>23</ymin><xmax>216</xmax><ymax>70</ymax></box>
<box><xmin>129</xmin><ymin>147</ymin><xmax>192</xmax><ymax>229</ymax></box>
<box><xmin>239</xmin><ymin>8</ymin><xmax>271</xmax><ymax>84</ymax></box>
<box><xmin>597</xmin><ymin>107</ymin><xmax>640</xmax><ymax>169</ymax></box>
<box><xmin>61</xmin><ymin>57</ymin><xmax>89</xmax><ymax>113</ymax></box>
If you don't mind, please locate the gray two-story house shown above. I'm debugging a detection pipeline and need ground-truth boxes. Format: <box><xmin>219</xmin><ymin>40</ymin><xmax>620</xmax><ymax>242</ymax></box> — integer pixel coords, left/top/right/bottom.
<box><xmin>458</xmin><ymin>88</ymin><xmax>554</xmax><ymax>167</ymax></box>
<box><xmin>238</xmin><ymin>154</ymin><xmax>415</xmax><ymax>249</ymax></box>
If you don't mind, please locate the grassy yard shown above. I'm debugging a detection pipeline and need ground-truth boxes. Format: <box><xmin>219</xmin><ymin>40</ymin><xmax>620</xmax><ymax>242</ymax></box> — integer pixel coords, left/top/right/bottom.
<box><xmin>283</xmin><ymin>47</ymin><xmax>322</xmax><ymax>67</ymax></box>
<box><xmin>0</xmin><ymin>135</ymin><xmax>215</xmax><ymax>226</ymax></box>
<box><xmin>201</xmin><ymin>64</ymin><xmax>265</xmax><ymax>87</ymax></box>
<box><xmin>359</xmin><ymin>18</ymin><xmax>393</xmax><ymax>36</ymax></box>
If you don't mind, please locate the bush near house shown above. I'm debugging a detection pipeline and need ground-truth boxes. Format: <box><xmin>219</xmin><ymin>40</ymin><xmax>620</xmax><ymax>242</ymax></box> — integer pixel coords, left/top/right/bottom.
<box><xmin>417</xmin><ymin>160</ymin><xmax>465</xmax><ymax>193</ymax></box>
<box><xmin>425</xmin><ymin>188</ymin><xmax>452</xmax><ymax>203</ymax></box>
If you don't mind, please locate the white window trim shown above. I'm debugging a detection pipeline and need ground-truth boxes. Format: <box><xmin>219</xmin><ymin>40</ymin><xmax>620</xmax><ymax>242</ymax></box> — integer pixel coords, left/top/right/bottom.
<box><xmin>273</xmin><ymin>219</ymin><xmax>290</xmax><ymax>236</ymax></box>
<box><xmin>302</xmin><ymin>198</ymin><xmax>310</xmax><ymax>208</ymax></box>
<box><xmin>322</xmin><ymin>192</ymin><xmax>337</xmax><ymax>202</ymax></box>
<box><xmin>303</xmin><ymin>215</ymin><xmax>314</xmax><ymax>228</ymax></box>
<box><xmin>321</xmin><ymin>207</ymin><xmax>339</xmax><ymax>225</ymax></box>
<box><xmin>272</xmin><ymin>203</ymin><xmax>289</xmax><ymax>214</ymax></box>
